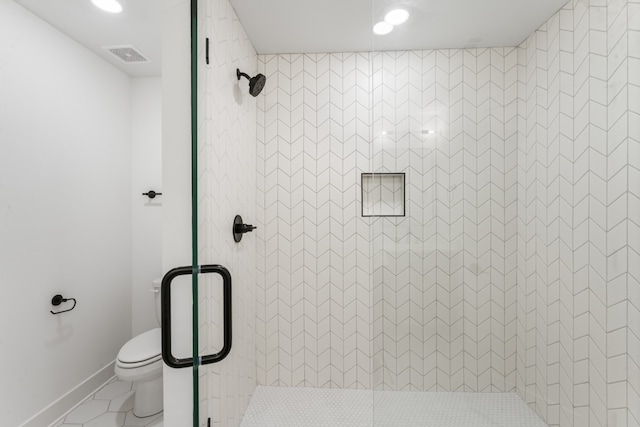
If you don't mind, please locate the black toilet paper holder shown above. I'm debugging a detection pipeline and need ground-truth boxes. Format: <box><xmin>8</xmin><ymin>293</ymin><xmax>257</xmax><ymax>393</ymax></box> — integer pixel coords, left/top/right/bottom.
<box><xmin>50</xmin><ymin>294</ymin><xmax>77</xmax><ymax>315</ymax></box>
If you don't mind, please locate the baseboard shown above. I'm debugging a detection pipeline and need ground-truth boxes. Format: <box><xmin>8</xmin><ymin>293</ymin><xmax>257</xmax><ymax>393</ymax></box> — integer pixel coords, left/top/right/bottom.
<box><xmin>18</xmin><ymin>360</ymin><xmax>116</xmax><ymax>427</ymax></box>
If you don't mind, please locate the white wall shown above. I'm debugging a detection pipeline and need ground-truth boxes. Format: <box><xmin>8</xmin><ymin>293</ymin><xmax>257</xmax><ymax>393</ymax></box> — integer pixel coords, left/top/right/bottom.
<box><xmin>131</xmin><ymin>77</ymin><xmax>163</xmax><ymax>336</ymax></box>
<box><xmin>0</xmin><ymin>1</ymin><xmax>132</xmax><ymax>426</ymax></box>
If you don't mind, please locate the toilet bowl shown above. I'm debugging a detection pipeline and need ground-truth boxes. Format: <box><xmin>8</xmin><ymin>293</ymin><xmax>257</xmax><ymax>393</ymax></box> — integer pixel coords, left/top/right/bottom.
<box><xmin>115</xmin><ymin>279</ymin><xmax>163</xmax><ymax>417</ymax></box>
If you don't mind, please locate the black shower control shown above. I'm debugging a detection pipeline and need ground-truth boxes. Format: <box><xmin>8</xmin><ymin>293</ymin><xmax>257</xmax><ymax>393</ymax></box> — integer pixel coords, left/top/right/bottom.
<box><xmin>236</xmin><ymin>224</ymin><xmax>257</xmax><ymax>233</ymax></box>
<box><xmin>233</xmin><ymin>215</ymin><xmax>257</xmax><ymax>242</ymax></box>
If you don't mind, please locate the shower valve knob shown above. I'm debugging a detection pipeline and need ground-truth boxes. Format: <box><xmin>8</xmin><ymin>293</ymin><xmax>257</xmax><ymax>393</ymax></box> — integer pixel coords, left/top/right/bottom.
<box><xmin>235</xmin><ymin>224</ymin><xmax>257</xmax><ymax>233</ymax></box>
<box><xmin>233</xmin><ymin>215</ymin><xmax>257</xmax><ymax>242</ymax></box>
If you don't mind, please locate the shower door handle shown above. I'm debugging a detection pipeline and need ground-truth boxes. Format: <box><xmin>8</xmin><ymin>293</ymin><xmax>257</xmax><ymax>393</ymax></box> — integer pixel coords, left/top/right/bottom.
<box><xmin>161</xmin><ymin>265</ymin><xmax>232</xmax><ymax>369</ymax></box>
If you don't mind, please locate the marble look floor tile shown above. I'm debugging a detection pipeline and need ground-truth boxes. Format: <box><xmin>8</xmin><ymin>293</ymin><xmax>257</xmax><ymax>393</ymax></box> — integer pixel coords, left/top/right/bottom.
<box><xmin>123</xmin><ymin>411</ymin><xmax>163</xmax><ymax>426</ymax></box>
<box><xmin>95</xmin><ymin>381</ymin><xmax>132</xmax><ymax>401</ymax></box>
<box><xmin>108</xmin><ymin>391</ymin><xmax>135</xmax><ymax>413</ymax></box>
<box><xmin>55</xmin><ymin>378</ymin><xmax>163</xmax><ymax>427</ymax></box>
<box><xmin>65</xmin><ymin>400</ymin><xmax>111</xmax><ymax>424</ymax></box>
<box><xmin>124</xmin><ymin>418</ymin><xmax>163</xmax><ymax>427</ymax></box>
<box><xmin>83</xmin><ymin>412</ymin><xmax>126</xmax><ymax>427</ymax></box>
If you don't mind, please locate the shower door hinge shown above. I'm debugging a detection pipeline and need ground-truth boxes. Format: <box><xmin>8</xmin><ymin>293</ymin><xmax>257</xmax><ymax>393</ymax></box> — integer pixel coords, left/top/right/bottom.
<box><xmin>206</xmin><ymin>38</ymin><xmax>210</xmax><ymax>65</ymax></box>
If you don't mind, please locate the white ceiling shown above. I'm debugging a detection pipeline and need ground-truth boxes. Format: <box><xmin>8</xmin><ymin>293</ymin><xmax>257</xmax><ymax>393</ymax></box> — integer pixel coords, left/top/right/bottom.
<box><xmin>13</xmin><ymin>0</ymin><xmax>569</xmax><ymax>77</ymax></box>
<box><xmin>229</xmin><ymin>0</ymin><xmax>570</xmax><ymax>54</ymax></box>
<box><xmin>14</xmin><ymin>0</ymin><xmax>162</xmax><ymax>77</ymax></box>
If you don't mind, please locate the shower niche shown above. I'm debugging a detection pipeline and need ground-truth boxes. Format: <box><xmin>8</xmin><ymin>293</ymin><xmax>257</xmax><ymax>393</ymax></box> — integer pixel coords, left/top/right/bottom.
<box><xmin>361</xmin><ymin>173</ymin><xmax>405</xmax><ymax>217</ymax></box>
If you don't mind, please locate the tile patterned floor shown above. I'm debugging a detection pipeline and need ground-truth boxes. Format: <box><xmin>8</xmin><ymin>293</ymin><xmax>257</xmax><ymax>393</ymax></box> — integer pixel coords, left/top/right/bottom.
<box><xmin>53</xmin><ymin>379</ymin><xmax>163</xmax><ymax>427</ymax></box>
<box><xmin>241</xmin><ymin>386</ymin><xmax>548</xmax><ymax>427</ymax></box>
<box><xmin>53</xmin><ymin>381</ymin><xmax>546</xmax><ymax>426</ymax></box>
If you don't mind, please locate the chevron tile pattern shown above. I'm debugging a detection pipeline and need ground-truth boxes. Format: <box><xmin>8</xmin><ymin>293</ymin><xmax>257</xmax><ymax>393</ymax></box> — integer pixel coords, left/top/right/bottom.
<box><xmin>198</xmin><ymin>0</ymin><xmax>258</xmax><ymax>425</ymax></box>
<box><xmin>245</xmin><ymin>1</ymin><xmax>639</xmax><ymax>425</ymax></box>
<box><xmin>257</xmin><ymin>52</ymin><xmax>374</xmax><ymax>390</ymax></box>
<box><xmin>256</xmin><ymin>48</ymin><xmax>519</xmax><ymax>394</ymax></box>
<box><xmin>368</xmin><ymin>49</ymin><xmax>519</xmax><ymax>393</ymax></box>
<box><xmin>516</xmin><ymin>0</ymin><xmax>638</xmax><ymax>426</ymax></box>
<box><xmin>255</xmin><ymin>3</ymin><xmax>637</xmax><ymax>424</ymax></box>
<box><xmin>629</xmin><ymin>2</ymin><xmax>640</xmax><ymax>427</ymax></box>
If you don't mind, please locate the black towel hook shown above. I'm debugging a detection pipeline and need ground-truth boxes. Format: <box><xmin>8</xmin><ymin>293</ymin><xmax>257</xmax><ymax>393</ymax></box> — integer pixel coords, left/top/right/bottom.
<box><xmin>50</xmin><ymin>294</ymin><xmax>77</xmax><ymax>315</ymax></box>
<box><xmin>142</xmin><ymin>190</ymin><xmax>162</xmax><ymax>199</ymax></box>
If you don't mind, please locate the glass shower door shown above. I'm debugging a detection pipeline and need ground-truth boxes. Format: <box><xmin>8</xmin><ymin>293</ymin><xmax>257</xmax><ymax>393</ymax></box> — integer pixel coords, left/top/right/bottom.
<box><xmin>186</xmin><ymin>0</ymin><xmax>261</xmax><ymax>424</ymax></box>
<box><xmin>161</xmin><ymin>2</ymin><xmax>235</xmax><ymax>426</ymax></box>
<box><xmin>369</xmin><ymin>1</ymin><xmax>520</xmax><ymax>424</ymax></box>
<box><xmin>369</xmin><ymin>2</ymin><xmax>442</xmax><ymax>424</ymax></box>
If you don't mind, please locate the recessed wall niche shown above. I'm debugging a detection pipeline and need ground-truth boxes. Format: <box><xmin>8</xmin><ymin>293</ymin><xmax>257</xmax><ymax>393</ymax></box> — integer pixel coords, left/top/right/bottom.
<box><xmin>361</xmin><ymin>173</ymin><xmax>405</xmax><ymax>217</ymax></box>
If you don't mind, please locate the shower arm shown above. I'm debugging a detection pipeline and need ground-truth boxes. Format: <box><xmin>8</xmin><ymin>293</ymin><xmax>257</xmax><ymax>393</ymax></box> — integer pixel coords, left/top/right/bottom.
<box><xmin>236</xmin><ymin>69</ymin><xmax>251</xmax><ymax>81</ymax></box>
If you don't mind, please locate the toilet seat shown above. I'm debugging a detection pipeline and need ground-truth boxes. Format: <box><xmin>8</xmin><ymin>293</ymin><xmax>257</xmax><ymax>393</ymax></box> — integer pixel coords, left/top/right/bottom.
<box><xmin>117</xmin><ymin>328</ymin><xmax>161</xmax><ymax>367</ymax></box>
<box><xmin>117</xmin><ymin>354</ymin><xmax>161</xmax><ymax>369</ymax></box>
<box><xmin>115</xmin><ymin>357</ymin><xmax>162</xmax><ymax>383</ymax></box>
<box><xmin>115</xmin><ymin>328</ymin><xmax>163</xmax><ymax>384</ymax></box>
<box><xmin>113</xmin><ymin>281</ymin><xmax>164</xmax><ymax>418</ymax></box>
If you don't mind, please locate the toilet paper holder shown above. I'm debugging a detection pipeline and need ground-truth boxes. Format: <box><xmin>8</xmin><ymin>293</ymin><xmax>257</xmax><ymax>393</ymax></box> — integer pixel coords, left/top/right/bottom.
<box><xmin>50</xmin><ymin>294</ymin><xmax>77</xmax><ymax>315</ymax></box>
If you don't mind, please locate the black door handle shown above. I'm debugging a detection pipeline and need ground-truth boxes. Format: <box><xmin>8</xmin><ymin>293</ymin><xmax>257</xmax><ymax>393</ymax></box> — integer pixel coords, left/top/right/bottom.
<box><xmin>161</xmin><ymin>265</ymin><xmax>232</xmax><ymax>368</ymax></box>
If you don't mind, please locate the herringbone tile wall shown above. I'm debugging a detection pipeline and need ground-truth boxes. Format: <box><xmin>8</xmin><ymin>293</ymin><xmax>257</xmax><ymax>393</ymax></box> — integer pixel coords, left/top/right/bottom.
<box><xmin>253</xmin><ymin>2</ymin><xmax>638</xmax><ymax>427</ymax></box>
<box><xmin>517</xmin><ymin>0</ymin><xmax>639</xmax><ymax>426</ymax></box>
<box><xmin>255</xmin><ymin>48</ymin><xmax>519</xmax><ymax>393</ymax></box>
<box><xmin>629</xmin><ymin>3</ymin><xmax>640</xmax><ymax>427</ymax></box>
<box><xmin>256</xmin><ymin>52</ymin><xmax>374</xmax><ymax>390</ymax></box>
<box><xmin>368</xmin><ymin>49</ymin><xmax>519</xmax><ymax>393</ymax></box>
<box><xmin>198</xmin><ymin>0</ymin><xmax>258</xmax><ymax>425</ymax></box>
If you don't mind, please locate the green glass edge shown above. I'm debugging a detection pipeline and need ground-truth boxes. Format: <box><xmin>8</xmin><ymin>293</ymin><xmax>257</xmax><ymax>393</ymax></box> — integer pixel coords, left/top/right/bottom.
<box><xmin>190</xmin><ymin>0</ymin><xmax>199</xmax><ymax>426</ymax></box>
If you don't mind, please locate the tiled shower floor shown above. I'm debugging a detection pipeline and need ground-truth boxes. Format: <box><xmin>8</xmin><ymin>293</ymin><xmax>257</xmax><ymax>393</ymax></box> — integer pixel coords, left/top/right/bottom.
<box><xmin>53</xmin><ymin>379</ymin><xmax>162</xmax><ymax>427</ymax></box>
<box><xmin>52</xmin><ymin>380</ymin><xmax>545</xmax><ymax>426</ymax></box>
<box><xmin>241</xmin><ymin>386</ymin><xmax>547</xmax><ymax>427</ymax></box>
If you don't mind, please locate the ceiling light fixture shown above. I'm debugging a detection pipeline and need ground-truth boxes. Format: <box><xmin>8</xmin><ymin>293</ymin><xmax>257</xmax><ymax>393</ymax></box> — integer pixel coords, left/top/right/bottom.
<box><xmin>384</xmin><ymin>9</ymin><xmax>410</xmax><ymax>26</ymax></box>
<box><xmin>91</xmin><ymin>0</ymin><xmax>123</xmax><ymax>13</ymax></box>
<box><xmin>373</xmin><ymin>21</ymin><xmax>394</xmax><ymax>36</ymax></box>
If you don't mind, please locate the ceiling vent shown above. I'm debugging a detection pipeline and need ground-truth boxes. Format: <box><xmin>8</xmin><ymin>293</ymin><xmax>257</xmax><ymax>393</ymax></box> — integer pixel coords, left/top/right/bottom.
<box><xmin>103</xmin><ymin>45</ymin><xmax>150</xmax><ymax>63</ymax></box>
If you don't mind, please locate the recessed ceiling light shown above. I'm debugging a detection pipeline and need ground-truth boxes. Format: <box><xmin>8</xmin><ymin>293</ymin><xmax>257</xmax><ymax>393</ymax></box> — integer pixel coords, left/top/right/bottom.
<box><xmin>373</xmin><ymin>21</ymin><xmax>394</xmax><ymax>36</ymax></box>
<box><xmin>91</xmin><ymin>0</ymin><xmax>123</xmax><ymax>13</ymax></box>
<box><xmin>385</xmin><ymin>9</ymin><xmax>410</xmax><ymax>26</ymax></box>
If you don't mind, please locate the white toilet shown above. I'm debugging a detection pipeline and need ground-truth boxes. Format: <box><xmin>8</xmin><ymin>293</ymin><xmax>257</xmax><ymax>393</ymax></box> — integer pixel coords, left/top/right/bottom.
<box><xmin>115</xmin><ymin>278</ymin><xmax>163</xmax><ymax>417</ymax></box>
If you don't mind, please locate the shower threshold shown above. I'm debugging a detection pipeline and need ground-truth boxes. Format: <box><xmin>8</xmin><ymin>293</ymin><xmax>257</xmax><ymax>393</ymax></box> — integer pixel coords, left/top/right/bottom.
<box><xmin>241</xmin><ymin>386</ymin><xmax>547</xmax><ymax>427</ymax></box>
